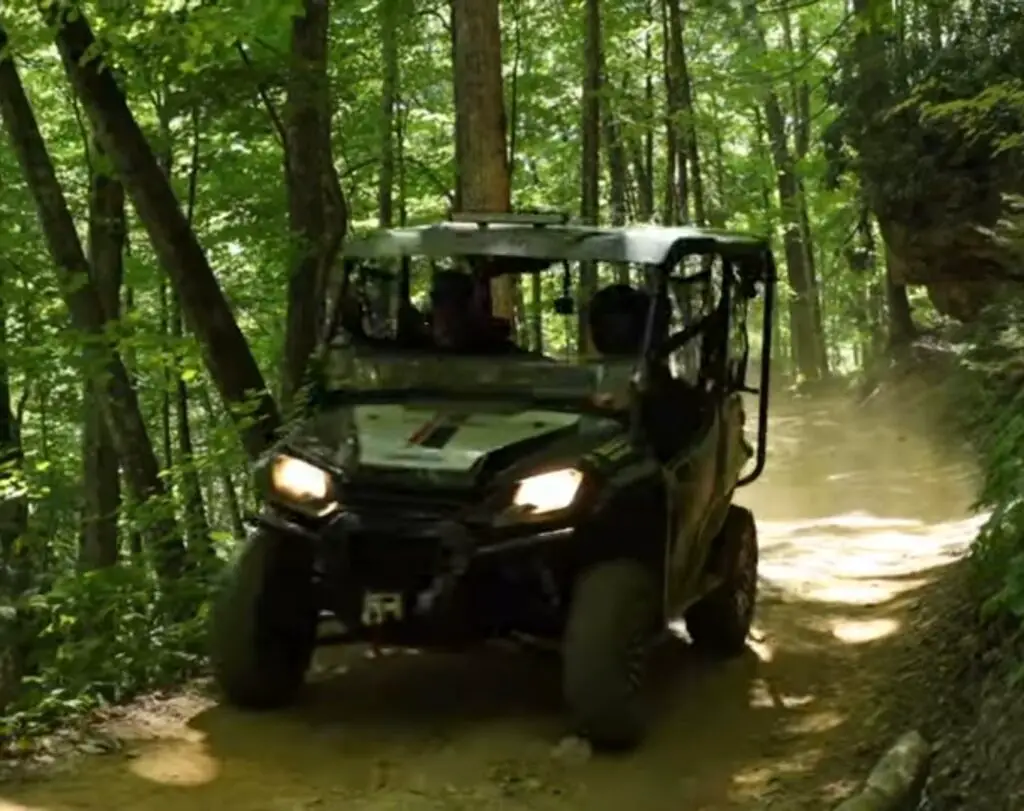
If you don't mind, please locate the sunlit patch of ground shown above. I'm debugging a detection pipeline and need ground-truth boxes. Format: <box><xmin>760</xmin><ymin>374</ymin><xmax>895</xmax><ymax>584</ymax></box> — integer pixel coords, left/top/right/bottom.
<box><xmin>756</xmin><ymin>511</ymin><xmax>986</xmax><ymax>607</ymax></box>
<box><xmin>126</xmin><ymin>740</ymin><xmax>220</xmax><ymax>787</ymax></box>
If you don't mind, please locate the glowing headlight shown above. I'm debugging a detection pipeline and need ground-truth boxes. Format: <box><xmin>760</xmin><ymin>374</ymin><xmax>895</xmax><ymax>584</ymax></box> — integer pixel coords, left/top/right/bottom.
<box><xmin>512</xmin><ymin>468</ymin><xmax>583</xmax><ymax>514</ymax></box>
<box><xmin>270</xmin><ymin>455</ymin><xmax>336</xmax><ymax>513</ymax></box>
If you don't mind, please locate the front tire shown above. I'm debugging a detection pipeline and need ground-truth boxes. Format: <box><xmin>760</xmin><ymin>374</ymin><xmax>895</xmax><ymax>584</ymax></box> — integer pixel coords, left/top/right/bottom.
<box><xmin>210</xmin><ymin>528</ymin><xmax>317</xmax><ymax>709</ymax></box>
<box><xmin>685</xmin><ymin>505</ymin><xmax>758</xmax><ymax>657</ymax></box>
<box><xmin>562</xmin><ymin>559</ymin><xmax>661</xmax><ymax>751</ymax></box>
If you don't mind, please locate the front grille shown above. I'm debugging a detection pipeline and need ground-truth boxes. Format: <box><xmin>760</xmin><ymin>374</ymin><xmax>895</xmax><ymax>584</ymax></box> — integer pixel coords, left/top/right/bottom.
<box><xmin>342</xmin><ymin>482</ymin><xmax>472</xmax><ymax>521</ymax></box>
<box><xmin>347</xmin><ymin>530</ymin><xmax>441</xmax><ymax>591</ymax></box>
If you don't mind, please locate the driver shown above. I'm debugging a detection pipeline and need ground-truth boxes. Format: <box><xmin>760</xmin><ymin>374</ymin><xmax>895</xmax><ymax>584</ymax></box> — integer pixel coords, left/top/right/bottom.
<box><xmin>429</xmin><ymin>270</ymin><xmax>476</xmax><ymax>349</ymax></box>
<box><xmin>429</xmin><ymin>270</ymin><xmax>525</xmax><ymax>355</ymax></box>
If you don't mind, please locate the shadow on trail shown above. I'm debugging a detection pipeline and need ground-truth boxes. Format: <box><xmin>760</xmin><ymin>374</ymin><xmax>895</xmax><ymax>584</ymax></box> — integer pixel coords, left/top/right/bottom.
<box><xmin>0</xmin><ymin>392</ymin><xmax>983</xmax><ymax>811</ymax></box>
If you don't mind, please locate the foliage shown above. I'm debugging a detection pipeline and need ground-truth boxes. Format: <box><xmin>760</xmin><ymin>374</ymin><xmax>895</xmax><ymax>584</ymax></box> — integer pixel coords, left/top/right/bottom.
<box><xmin>941</xmin><ymin>305</ymin><xmax>1024</xmax><ymax>628</ymax></box>
<box><xmin>1</xmin><ymin>566</ymin><xmax>210</xmax><ymax>749</ymax></box>
<box><xmin>0</xmin><ymin>0</ymin><xmax>1017</xmax><ymax>744</ymax></box>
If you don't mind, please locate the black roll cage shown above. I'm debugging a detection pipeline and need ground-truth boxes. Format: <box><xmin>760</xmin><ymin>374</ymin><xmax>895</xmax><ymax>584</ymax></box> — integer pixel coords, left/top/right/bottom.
<box><xmin>323</xmin><ymin>231</ymin><xmax>776</xmax><ymax>487</ymax></box>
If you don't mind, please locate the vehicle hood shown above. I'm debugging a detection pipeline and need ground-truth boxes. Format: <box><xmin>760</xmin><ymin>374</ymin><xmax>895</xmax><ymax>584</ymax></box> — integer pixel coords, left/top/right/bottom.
<box><xmin>352</xmin><ymin>404</ymin><xmax>582</xmax><ymax>471</ymax></box>
<box><xmin>287</xmin><ymin>402</ymin><xmax>618</xmax><ymax>486</ymax></box>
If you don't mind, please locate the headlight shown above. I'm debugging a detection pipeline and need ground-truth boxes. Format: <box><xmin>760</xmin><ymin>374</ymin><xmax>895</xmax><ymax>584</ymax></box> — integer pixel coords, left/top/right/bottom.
<box><xmin>270</xmin><ymin>454</ymin><xmax>337</xmax><ymax>515</ymax></box>
<box><xmin>512</xmin><ymin>468</ymin><xmax>583</xmax><ymax>515</ymax></box>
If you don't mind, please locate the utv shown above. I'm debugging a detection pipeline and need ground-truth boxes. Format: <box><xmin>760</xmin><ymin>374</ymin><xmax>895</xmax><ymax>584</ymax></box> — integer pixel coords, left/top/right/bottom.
<box><xmin>210</xmin><ymin>211</ymin><xmax>777</xmax><ymax>750</ymax></box>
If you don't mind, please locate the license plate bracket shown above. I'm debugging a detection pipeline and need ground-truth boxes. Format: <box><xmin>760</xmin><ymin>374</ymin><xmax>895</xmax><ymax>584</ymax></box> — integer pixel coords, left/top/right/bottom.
<box><xmin>361</xmin><ymin>591</ymin><xmax>405</xmax><ymax>626</ymax></box>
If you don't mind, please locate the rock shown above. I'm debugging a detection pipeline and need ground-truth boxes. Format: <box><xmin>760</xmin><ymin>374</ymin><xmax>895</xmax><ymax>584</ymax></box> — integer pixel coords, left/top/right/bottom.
<box><xmin>550</xmin><ymin>735</ymin><xmax>591</xmax><ymax>766</ymax></box>
<box><xmin>834</xmin><ymin>731</ymin><xmax>932</xmax><ymax>811</ymax></box>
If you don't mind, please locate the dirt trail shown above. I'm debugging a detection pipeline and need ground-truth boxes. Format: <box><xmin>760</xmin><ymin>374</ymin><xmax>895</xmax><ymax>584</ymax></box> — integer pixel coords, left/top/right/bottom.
<box><xmin>1</xmin><ymin>393</ymin><xmax>983</xmax><ymax>811</ymax></box>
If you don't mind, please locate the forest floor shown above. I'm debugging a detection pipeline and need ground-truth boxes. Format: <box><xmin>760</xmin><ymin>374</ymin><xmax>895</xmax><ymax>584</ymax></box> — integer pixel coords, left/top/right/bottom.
<box><xmin>0</xmin><ymin>387</ymin><xmax>991</xmax><ymax>811</ymax></box>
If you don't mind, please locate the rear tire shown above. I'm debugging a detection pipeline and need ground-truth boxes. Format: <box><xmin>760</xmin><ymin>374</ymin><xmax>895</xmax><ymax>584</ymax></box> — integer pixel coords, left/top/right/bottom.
<box><xmin>562</xmin><ymin>559</ymin><xmax>661</xmax><ymax>751</ymax></box>
<box><xmin>685</xmin><ymin>505</ymin><xmax>758</xmax><ymax>657</ymax></box>
<box><xmin>210</xmin><ymin>528</ymin><xmax>317</xmax><ymax>709</ymax></box>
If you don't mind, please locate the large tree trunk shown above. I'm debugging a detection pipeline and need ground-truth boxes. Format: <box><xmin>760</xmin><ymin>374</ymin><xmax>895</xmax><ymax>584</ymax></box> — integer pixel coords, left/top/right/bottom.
<box><xmin>451</xmin><ymin>0</ymin><xmax>516</xmax><ymax>321</ymax></box>
<box><xmin>0</xmin><ymin>27</ymin><xmax>184</xmax><ymax>577</ymax></box>
<box><xmin>48</xmin><ymin>9</ymin><xmax>280</xmax><ymax>460</ymax></box>
<box><xmin>281</xmin><ymin>0</ymin><xmax>348</xmax><ymax>408</ymax></box>
<box><xmin>80</xmin><ymin>137</ymin><xmax>123</xmax><ymax>570</ymax></box>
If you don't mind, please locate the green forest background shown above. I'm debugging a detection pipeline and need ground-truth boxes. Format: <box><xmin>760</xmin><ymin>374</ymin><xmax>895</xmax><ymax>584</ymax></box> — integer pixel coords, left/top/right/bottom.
<box><xmin>0</xmin><ymin>0</ymin><xmax>1023</xmax><ymax>748</ymax></box>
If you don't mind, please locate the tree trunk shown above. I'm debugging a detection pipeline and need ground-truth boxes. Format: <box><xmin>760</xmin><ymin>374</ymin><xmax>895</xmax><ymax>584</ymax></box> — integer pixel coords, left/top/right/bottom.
<box><xmin>197</xmin><ymin>385</ymin><xmax>247</xmax><ymax>542</ymax></box>
<box><xmin>786</xmin><ymin>16</ymin><xmax>828</xmax><ymax>374</ymax></box>
<box><xmin>449</xmin><ymin>1</ymin><xmax>464</xmax><ymax>212</ymax></box>
<box><xmin>282</xmin><ymin>0</ymin><xmax>348</xmax><ymax>408</ymax></box>
<box><xmin>666</xmin><ymin>0</ymin><xmax>705</xmax><ymax>227</ymax></box>
<box><xmin>742</xmin><ymin>0</ymin><xmax>827</xmax><ymax>381</ymax></box>
<box><xmin>709</xmin><ymin>92</ymin><xmax>727</xmax><ymax>225</ymax></box>
<box><xmin>121</xmin><ymin>282</ymin><xmax>144</xmax><ymax>560</ymax></box>
<box><xmin>762</xmin><ymin>93</ymin><xmax>826</xmax><ymax>382</ymax></box>
<box><xmin>531</xmin><ymin>272</ymin><xmax>543</xmax><ymax>352</ymax></box>
<box><xmin>379</xmin><ymin>0</ymin><xmax>398</xmax><ymax>227</ymax></box>
<box><xmin>601</xmin><ymin>70</ymin><xmax>630</xmax><ymax>284</ymax></box>
<box><xmin>80</xmin><ymin>136</ymin><xmax>123</xmax><ymax>570</ymax></box>
<box><xmin>158</xmin><ymin>279</ymin><xmax>174</xmax><ymax>468</ymax></box>
<box><xmin>579</xmin><ymin>0</ymin><xmax>602</xmax><ymax>355</ymax></box>
<box><xmin>0</xmin><ymin>264</ymin><xmax>28</xmax><ymax>714</ymax></box>
<box><xmin>48</xmin><ymin>9</ymin><xmax>280</xmax><ymax>460</ymax></box>
<box><xmin>172</xmin><ymin>293</ymin><xmax>212</xmax><ymax>561</ymax></box>
<box><xmin>451</xmin><ymin>0</ymin><xmax>516</xmax><ymax>321</ymax></box>
<box><xmin>660</xmin><ymin>0</ymin><xmax>683</xmax><ymax>223</ymax></box>
<box><xmin>176</xmin><ymin>105</ymin><xmax>212</xmax><ymax>564</ymax></box>
<box><xmin>156</xmin><ymin>132</ymin><xmax>175</xmax><ymax>473</ymax></box>
<box><xmin>507</xmin><ymin>0</ymin><xmax>523</xmax><ymax>188</ymax></box>
<box><xmin>0</xmin><ymin>27</ymin><xmax>184</xmax><ymax>577</ymax></box>
<box><xmin>629</xmin><ymin>1</ymin><xmax>656</xmax><ymax>225</ymax></box>
<box><xmin>884</xmin><ymin>243</ymin><xmax>916</xmax><ymax>348</ymax></box>
<box><xmin>396</xmin><ymin>100</ymin><xmax>409</xmax><ymax>225</ymax></box>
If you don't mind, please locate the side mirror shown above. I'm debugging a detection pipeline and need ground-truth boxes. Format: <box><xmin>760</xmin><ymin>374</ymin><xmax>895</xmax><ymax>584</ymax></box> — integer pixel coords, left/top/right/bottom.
<box><xmin>554</xmin><ymin>295</ymin><xmax>575</xmax><ymax>315</ymax></box>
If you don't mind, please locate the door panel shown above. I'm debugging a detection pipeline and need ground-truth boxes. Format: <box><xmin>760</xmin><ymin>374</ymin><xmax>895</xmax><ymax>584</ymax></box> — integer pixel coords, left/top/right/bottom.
<box><xmin>664</xmin><ymin>407</ymin><xmax>721</xmax><ymax>610</ymax></box>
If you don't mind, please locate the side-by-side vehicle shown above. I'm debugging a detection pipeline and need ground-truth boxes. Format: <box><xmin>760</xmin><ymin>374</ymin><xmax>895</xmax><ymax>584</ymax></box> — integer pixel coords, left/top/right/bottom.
<box><xmin>209</xmin><ymin>211</ymin><xmax>777</xmax><ymax>749</ymax></box>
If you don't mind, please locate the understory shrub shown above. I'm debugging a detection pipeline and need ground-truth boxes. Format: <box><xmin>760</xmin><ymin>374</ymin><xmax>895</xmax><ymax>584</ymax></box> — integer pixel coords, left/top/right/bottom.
<box><xmin>943</xmin><ymin>303</ymin><xmax>1024</xmax><ymax>631</ymax></box>
<box><xmin>0</xmin><ymin>564</ymin><xmax>212</xmax><ymax>750</ymax></box>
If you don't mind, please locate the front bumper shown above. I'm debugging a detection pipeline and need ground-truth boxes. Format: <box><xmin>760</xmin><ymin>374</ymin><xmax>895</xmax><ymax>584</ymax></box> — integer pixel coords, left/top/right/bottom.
<box><xmin>252</xmin><ymin>505</ymin><xmax>573</xmax><ymax>643</ymax></box>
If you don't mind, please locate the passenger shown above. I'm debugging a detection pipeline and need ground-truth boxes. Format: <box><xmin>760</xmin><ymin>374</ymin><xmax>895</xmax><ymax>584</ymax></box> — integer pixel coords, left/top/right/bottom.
<box><xmin>587</xmin><ymin>283</ymin><xmax>652</xmax><ymax>357</ymax></box>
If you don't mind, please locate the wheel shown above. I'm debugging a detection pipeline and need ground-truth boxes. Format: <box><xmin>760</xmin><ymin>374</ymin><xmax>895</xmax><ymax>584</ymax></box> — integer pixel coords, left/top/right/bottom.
<box><xmin>562</xmin><ymin>559</ymin><xmax>661</xmax><ymax>751</ymax></box>
<box><xmin>209</xmin><ymin>528</ymin><xmax>317</xmax><ymax>709</ymax></box>
<box><xmin>685</xmin><ymin>505</ymin><xmax>758</xmax><ymax>657</ymax></box>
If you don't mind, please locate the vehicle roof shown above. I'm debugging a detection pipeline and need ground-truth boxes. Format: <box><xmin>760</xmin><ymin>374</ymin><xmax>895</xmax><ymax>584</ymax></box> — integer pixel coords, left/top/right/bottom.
<box><xmin>340</xmin><ymin>222</ymin><xmax>770</xmax><ymax>266</ymax></box>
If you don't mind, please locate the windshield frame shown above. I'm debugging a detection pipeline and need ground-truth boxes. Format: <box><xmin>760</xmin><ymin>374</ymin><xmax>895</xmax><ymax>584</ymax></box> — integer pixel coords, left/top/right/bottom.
<box><xmin>311</xmin><ymin>345</ymin><xmax>640</xmax><ymax>417</ymax></box>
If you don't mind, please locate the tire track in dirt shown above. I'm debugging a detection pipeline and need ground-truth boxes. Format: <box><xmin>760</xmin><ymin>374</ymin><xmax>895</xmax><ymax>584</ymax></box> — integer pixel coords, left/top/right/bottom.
<box><xmin>0</xmin><ymin>395</ymin><xmax>983</xmax><ymax>811</ymax></box>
